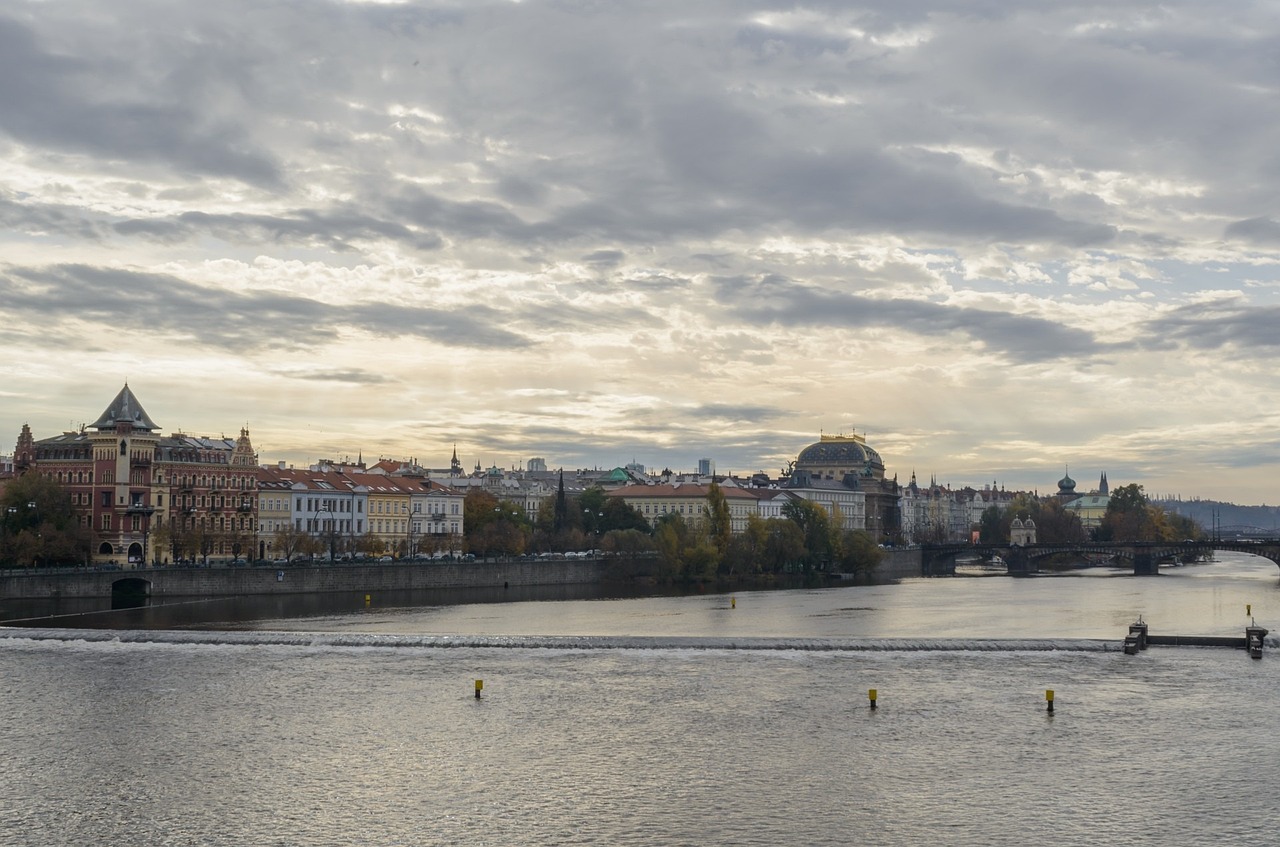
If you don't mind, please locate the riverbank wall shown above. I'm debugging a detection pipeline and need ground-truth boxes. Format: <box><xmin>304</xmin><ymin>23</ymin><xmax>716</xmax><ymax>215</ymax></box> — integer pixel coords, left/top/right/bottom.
<box><xmin>1</xmin><ymin>548</ymin><xmax>925</xmax><ymax>600</ymax></box>
<box><xmin>0</xmin><ymin>559</ymin><xmax>609</xmax><ymax>600</ymax></box>
<box><xmin>877</xmin><ymin>548</ymin><xmax>924</xmax><ymax>580</ymax></box>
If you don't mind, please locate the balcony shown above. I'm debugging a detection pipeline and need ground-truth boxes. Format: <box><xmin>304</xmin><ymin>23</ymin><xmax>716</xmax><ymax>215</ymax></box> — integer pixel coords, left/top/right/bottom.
<box><xmin>125</xmin><ymin>503</ymin><xmax>156</xmax><ymax>516</ymax></box>
<box><xmin>431</xmin><ymin>513</ymin><xmax>447</xmax><ymax>521</ymax></box>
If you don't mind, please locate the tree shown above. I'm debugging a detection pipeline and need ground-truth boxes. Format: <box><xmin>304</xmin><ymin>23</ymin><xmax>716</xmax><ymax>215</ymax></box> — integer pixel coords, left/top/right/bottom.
<box><xmin>1036</xmin><ymin>498</ymin><xmax>1086</xmax><ymax>543</ymax></box>
<box><xmin>654</xmin><ymin>513</ymin><xmax>690</xmax><ymax>581</ymax></box>
<box><xmin>270</xmin><ymin>521</ymin><xmax>312</xmax><ymax>562</ymax></box>
<box><xmin>704</xmin><ymin>483</ymin><xmax>732</xmax><ymax>557</ymax></box>
<box><xmin>0</xmin><ymin>473</ymin><xmax>91</xmax><ymax>567</ymax></box>
<box><xmin>834</xmin><ymin>529</ymin><xmax>882</xmax><ymax>576</ymax></box>
<box><xmin>761</xmin><ymin>519</ymin><xmax>806</xmax><ymax>573</ymax></box>
<box><xmin>783</xmin><ymin>499</ymin><xmax>834</xmax><ymax>570</ymax></box>
<box><xmin>464</xmin><ymin>490</ymin><xmax>530</xmax><ymax>557</ymax></box>
<box><xmin>725</xmin><ymin>514</ymin><xmax>771</xmax><ymax>575</ymax></box>
<box><xmin>1098</xmin><ymin>484</ymin><xmax>1156</xmax><ymax>541</ymax></box>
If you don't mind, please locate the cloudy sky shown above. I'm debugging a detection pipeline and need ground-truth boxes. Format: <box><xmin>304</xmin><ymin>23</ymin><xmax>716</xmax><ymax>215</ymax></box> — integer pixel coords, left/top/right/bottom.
<box><xmin>4</xmin><ymin>0</ymin><xmax>1280</xmax><ymax>503</ymax></box>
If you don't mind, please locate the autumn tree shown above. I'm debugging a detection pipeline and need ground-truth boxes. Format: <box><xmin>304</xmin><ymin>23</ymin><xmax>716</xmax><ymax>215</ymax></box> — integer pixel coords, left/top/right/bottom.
<box><xmin>783</xmin><ymin>499</ymin><xmax>835</xmax><ymax>570</ymax></box>
<box><xmin>0</xmin><ymin>473</ymin><xmax>91</xmax><ymax>567</ymax></box>
<box><xmin>704</xmin><ymin>483</ymin><xmax>732</xmax><ymax>558</ymax></box>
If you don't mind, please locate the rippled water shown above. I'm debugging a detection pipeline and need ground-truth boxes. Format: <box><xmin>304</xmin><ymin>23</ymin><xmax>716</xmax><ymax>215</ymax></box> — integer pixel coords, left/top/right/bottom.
<box><xmin>2</xmin><ymin>553</ymin><xmax>1278</xmax><ymax>846</ymax></box>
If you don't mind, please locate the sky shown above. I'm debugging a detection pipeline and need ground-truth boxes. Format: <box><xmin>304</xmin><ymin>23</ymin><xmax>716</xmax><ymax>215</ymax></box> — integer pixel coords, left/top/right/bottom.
<box><xmin>3</xmin><ymin>0</ymin><xmax>1280</xmax><ymax>504</ymax></box>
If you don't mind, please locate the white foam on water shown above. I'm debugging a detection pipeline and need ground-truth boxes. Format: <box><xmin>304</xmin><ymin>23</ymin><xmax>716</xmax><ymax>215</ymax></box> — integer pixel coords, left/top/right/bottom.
<box><xmin>0</xmin><ymin>627</ymin><xmax>1133</xmax><ymax>652</ymax></box>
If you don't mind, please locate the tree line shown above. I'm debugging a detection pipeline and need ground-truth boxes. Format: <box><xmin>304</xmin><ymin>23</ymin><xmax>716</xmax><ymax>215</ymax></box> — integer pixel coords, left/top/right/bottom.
<box><xmin>977</xmin><ymin>484</ymin><xmax>1201</xmax><ymax>544</ymax></box>
<box><xmin>462</xmin><ymin>482</ymin><xmax>883</xmax><ymax>581</ymax></box>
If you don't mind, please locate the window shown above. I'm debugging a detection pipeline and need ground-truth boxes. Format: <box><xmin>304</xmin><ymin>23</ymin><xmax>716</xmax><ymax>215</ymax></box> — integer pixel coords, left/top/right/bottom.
<box><xmin>101</xmin><ymin>491</ymin><xmax>111</xmax><ymax>507</ymax></box>
<box><xmin>101</xmin><ymin>515</ymin><xmax>111</xmax><ymax>530</ymax></box>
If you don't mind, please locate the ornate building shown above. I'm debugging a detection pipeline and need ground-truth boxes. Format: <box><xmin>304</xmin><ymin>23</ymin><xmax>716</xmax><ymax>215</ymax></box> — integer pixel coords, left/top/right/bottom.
<box><xmin>788</xmin><ymin>432</ymin><xmax>899</xmax><ymax>541</ymax></box>
<box><xmin>15</xmin><ymin>384</ymin><xmax>258</xmax><ymax>566</ymax></box>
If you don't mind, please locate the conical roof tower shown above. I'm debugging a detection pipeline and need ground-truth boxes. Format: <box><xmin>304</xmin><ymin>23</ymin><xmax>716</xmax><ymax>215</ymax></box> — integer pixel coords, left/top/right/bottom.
<box><xmin>90</xmin><ymin>383</ymin><xmax>159</xmax><ymax>432</ymax></box>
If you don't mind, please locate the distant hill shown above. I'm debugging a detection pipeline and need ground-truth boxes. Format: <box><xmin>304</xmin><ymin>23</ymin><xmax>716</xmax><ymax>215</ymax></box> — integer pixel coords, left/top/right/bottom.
<box><xmin>1154</xmin><ymin>499</ymin><xmax>1280</xmax><ymax>535</ymax></box>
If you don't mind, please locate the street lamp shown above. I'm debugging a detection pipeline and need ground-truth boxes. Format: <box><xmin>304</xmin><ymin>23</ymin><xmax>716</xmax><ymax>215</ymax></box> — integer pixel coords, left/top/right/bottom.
<box><xmin>584</xmin><ymin>509</ymin><xmax>603</xmax><ymax>553</ymax></box>
<box><xmin>2</xmin><ymin>506</ymin><xmax>16</xmax><ymax>568</ymax></box>
<box><xmin>26</xmin><ymin>501</ymin><xmax>40</xmax><ymax>569</ymax></box>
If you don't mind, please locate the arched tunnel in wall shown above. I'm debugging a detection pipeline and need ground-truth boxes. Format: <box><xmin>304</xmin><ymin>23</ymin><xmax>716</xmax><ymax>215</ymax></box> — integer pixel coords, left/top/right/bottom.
<box><xmin>111</xmin><ymin>577</ymin><xmax>152</xmax><ymax>610</ymax></box>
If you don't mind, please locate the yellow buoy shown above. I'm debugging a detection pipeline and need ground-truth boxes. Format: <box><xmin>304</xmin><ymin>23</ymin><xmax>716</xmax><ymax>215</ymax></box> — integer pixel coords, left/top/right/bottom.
<box><xmin>475</xmin><ymin>679</ymin><xmax>483</xmax><ymax>699</ymax></box>
<box><xmin>868</xmin><ymin>688</ymin><xmax>877</xmax><ymax>709</ymax></box>
<box><xmin>1046</xmin><ymin>689</ymin><xmax>1055</xmax><ymax>713</ymax></box>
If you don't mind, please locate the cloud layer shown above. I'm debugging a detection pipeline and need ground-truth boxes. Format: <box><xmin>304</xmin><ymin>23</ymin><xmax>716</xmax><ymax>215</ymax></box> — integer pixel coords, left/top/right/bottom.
<box><xmin>4</xmin><ymin>0</ymin><xmax>1280</xmax><ymax>502</ymax></box>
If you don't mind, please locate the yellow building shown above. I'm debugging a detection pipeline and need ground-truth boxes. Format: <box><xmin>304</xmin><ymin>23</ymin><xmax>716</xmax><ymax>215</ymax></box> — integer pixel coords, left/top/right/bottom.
<box><xmin>606</xmin><ymin>483</ymin><xmax>760</xmax><ymax>533</ymax></box>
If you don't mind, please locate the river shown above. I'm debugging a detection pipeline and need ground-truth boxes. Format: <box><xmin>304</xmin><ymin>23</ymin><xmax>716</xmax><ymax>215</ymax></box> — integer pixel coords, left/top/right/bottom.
<box><xmin>2</xmin><ymin>552</ymin><xmax>1277</xmax><ymax>846</ymax></box>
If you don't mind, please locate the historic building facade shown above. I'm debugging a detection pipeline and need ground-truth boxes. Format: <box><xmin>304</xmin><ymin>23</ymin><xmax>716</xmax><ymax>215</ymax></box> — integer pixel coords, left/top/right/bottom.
<box><xmin>15</xmin><ymin>384</ymin><xmax>259</xmax><ymax>565</ymax></box>
<box><xmin>788</xmin><ymin>432</ymin><xmax>899</xmax><ymax>541</ymax></box>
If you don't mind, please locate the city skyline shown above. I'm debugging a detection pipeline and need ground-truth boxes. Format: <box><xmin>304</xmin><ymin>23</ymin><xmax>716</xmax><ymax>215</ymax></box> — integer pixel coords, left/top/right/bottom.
<box><xmin>4</xmin><ymin>2</ymin><xmax>1280</xmax><ymax>505</ymax></box>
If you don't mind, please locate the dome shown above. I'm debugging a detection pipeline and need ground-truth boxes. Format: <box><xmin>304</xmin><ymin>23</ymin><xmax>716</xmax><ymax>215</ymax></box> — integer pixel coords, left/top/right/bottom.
<box><xmin>795</xmin><ymin>433</ymin><xmax>884</xmax><ymax>477</ymax></box>
<box><xmin>1057</xmin><ymin>471</ymin><xmax>1076</xmax><ymax>494</ymax></box>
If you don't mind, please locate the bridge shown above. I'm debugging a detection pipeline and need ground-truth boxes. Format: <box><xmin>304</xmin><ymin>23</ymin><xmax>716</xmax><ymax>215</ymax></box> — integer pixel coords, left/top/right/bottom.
<box><xmin>921</xmin><ymin>539</ymin><xmax>1280</xmax><ymax>576</ymax></box>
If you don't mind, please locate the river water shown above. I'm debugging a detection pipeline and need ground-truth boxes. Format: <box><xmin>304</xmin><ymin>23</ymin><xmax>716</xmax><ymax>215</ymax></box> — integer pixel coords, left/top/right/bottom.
<box><xmin>2</xmin><ymin>553</ymin><xmax>1278</xmax><ymax>846</ymax></box>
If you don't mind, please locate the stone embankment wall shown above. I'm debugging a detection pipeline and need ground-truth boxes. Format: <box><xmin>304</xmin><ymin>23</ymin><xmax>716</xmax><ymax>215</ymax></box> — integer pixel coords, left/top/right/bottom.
<box><xmin>2</xmin><ymin>549</ymin><xmax>925</xmax><ymax>601</ymax></box>
<box><xmin>876</xmin><ymin>548</ymin><xmax>923</xmax><ymax>579</ymax></box>
<box><xmin>1</xmin><ymin>560</ymin><xmax>608</xmax><ymax>600</ymax></box>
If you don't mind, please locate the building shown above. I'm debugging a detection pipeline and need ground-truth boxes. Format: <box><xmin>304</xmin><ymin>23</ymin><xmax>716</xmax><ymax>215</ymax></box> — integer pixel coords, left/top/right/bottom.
<box><xmin>14</xmin><ymin>384</ymin><xmax>259</xmax><ymax>566</ymax></box>
<box><xmin>606</xmin><ymin>482</ymin><xmax>760</xmax><ymax>534</ymax></box>
<box><xmin>1010</xmin><ymin>517</ymin><xmax>1037</xmax><ymax>546</ymax></box>
<box><xmin>780</xmin><ymin>476</ymin><xmax>867</xmax><ymax>532</ymax></box>
<box><xmin>789</xmin><ymin>432</ymin><xmax>899</xmax><ymax>541</ymax></box>
<box><xmin>256</xmin><ymin>464</ymin><xmax>465</xmax><ymax>560</ymax></box>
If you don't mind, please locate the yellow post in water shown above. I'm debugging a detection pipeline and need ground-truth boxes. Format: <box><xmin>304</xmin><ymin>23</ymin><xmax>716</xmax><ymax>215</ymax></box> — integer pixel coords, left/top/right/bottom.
<box><xmin>731</xmin><ymin>597</ymin><xmax>736</xmax><ymax>609</ymax></box>
<box><xmin>475</xmin><ymin>679</ymin><xmax>483</xmax><ymax>700</ymax></box>
<box><xmin>1046</xmin><ymin>689</ymin><xmax>1055</xmax><ymax>713</ymax></box>
<box><xmin>868</xmin><ymin>688</ymin><xmax>877</xmax><ymax>709</ymax></box>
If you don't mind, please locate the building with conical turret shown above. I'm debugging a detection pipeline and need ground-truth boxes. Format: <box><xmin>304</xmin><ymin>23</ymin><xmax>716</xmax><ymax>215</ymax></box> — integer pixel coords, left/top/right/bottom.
<box><xmin>14</xmin><ymin>384</ymin><xmax>259</xmax><ymax>566</ymax></box>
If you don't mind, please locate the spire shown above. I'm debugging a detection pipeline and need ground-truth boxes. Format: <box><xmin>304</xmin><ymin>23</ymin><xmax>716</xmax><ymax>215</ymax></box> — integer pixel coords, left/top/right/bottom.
<box><xmin>1099</xmin><ymin>471</ymin><xmax>1109</xmax><ymax>495</ymax></box>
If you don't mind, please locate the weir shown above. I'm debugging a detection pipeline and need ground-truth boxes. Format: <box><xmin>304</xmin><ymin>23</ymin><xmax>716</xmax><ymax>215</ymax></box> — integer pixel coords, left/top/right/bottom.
<box><xmin>1122</xmin><ymin>618</ymin><xmax>1269</xmax><ymax>657</ymax></box>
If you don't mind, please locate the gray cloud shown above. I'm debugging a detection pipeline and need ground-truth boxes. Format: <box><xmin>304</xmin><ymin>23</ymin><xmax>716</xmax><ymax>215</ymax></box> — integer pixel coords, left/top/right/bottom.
<box><xmin>286</xmin><ymin>370</ymin><xmax>394</xmax><ymax>385</ymax></box>
<box><xmin>1224</xmin><ymin>218</ymin><xmax>1280</xmax><ymax>246</ymax></box>
<box><xmin>113</xmin><ymin>208</ymin><xmax>443</xmax><ymax>252</ymax></box>
<box><xmin>1</xmin><ymin>264</ymin><xmax>533</xmax><ymax>352</ymax></box>
<box><xmin>1141</xmin><ymin>299</ymin><xmax>1280</xmax><ymax>352</ymax></box>
<box><xmin>712</xmin><ymin>274</ymin><xmax>1105</xmax><ymax>363</ymax></box>
<box><xmin>0</xmin><ymin>15</ymin><xmax>281</xmax><ymax>187</ymax></box>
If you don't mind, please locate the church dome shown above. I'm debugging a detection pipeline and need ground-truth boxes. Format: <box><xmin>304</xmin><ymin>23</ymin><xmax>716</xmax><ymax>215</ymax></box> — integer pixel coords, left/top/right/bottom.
<box><xmin>1057</xmin><ymin>471</ymin><xmax>1076</xmax><ymax>494</ymax></box>
<box><xmin>795</xmin><ymin>433</ymin><xmax>884</xmax><ymax>478</ymax></box>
